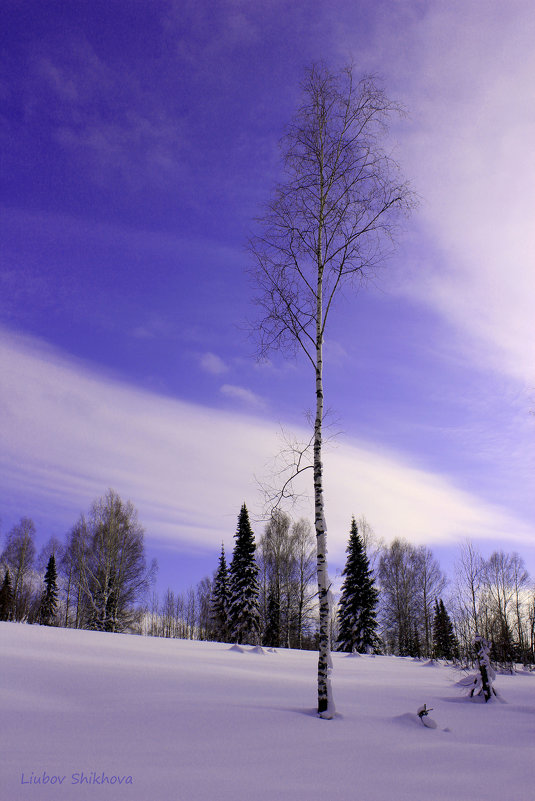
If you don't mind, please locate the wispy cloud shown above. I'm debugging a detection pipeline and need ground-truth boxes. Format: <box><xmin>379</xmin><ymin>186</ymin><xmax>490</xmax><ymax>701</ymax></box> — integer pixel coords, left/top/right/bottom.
<box><xmin>131</xmin><ymin>315</ymin><xmax>175</xmax><ymax>341</ymax></box>
<box><xmin>18</xmin><ymin>36</ymin><xmax>182</xmax><ymax>188</ymax></box>
<box><xmin>322</xmin><ymin>440</ymin><xmax>535</xmax><ymax>565</ymax></box>
<box><xmin>164</xmin><ymin>0</ymin><xmax>260</xmax><ymax>65</ymax></box>
<box><xmin>1</xmin><ymin>329</ymin><xmax>533</xmax><ymax>568</ymax></box>
<box><xmin>220</xmin><ymin>383</ymin><xmax>266</xmax><ymax>410</ymax></box>
<box><xmin>200</xmin><ymin>352</ymin><xmax>229</xmax><ymax>375</ymax></box>
<box><xmin>338</xmin><ymin>1</ymin><xmax>535</xmax><ymax>386</ymax></box>
<box><xmin>323</xmin><ymin>339</ymin><xmax>349</xmax><ymax>367</ymax></box>
<box><xmin>401</xmin><ymin>4</ymin><xmax>535</xmax><ymax>385</ymax></box>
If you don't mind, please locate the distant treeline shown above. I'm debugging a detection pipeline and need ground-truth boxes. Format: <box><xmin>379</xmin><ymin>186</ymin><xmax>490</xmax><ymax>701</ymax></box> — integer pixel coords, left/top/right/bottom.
<box><xmin>0</xmin><ymin>490</ymin><xmax>156</xmax><ymax>633</ymax></box>
<box><xmin>145</xmin><ymin>507</ymin><xmax>535</xmax><ymax>667</ymax></box>
<box><xmin>2</xmin><ymin>493</ymin><xmax>534</xmax><ymax>667</ymax></box>
<box><xmin>144</xmin><ymin>504</ymin><xmax>319</xmax><ymax>650</ymax></box>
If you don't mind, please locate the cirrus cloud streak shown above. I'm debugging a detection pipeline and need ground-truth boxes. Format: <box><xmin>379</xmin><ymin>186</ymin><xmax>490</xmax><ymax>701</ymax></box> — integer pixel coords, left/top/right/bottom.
<box><xmin>1</xmin><ymin>328</ymin><xmax>533</xmax><ymax>569</ymax></box>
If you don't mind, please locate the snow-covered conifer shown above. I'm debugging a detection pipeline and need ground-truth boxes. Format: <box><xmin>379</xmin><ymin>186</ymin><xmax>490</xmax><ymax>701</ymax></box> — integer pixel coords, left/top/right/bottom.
<box><xmin>39</xmin><ymin>554</ymin><xmax>58</xmax><ymax>626</ymax></box>
<box><xmin>210</xmin><ymin>544</ymin><xmax>230</xmax><ymax>642</ymax></box>
<box><xmin>337</xmin><ymin>517</ymin><xmax>379</xmax><ymax>653</ymax></box>
<box><xmin>469</xmin><ymin>634</ymin><xmax>497</xmax><ymax>702</ymax></box>
<box><xmin>0</xmin><ymin>568</ymin><xmax>13</xmax><ymax>621</ymax></box>
<box><xmin>433</xmin><ymin>598</ymin><xmax>458</xmax><ymax>661</ymax></box>
<box><xmin>228</xmin><ymin>504</ymin><xmax>260</xmax><ymax>645</ymax></box>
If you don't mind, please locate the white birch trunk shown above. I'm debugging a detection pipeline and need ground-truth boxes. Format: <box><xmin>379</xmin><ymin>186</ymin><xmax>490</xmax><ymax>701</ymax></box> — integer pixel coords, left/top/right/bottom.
<box><xmin>314</xmin><ymin>258</ymin><xmax>335</xmax><ymax>717</ymax></box>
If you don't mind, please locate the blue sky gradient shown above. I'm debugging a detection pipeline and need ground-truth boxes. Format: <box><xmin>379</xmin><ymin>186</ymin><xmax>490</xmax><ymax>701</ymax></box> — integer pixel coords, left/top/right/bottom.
<box><xmin>1</xmin><ymin>0</ymin><xmax>534</xmax><ymax>592</ymax></box>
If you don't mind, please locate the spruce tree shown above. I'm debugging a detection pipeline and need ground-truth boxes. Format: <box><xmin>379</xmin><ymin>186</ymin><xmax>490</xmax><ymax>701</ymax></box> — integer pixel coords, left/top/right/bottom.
<box><xmin>432</xmin><ymin>599</ymin><xmax>442</xmax><ymax>657</ymax></box>
<box><xmin>263</xmin><ymin>587</ymin><xmax>281</xmax><ymax>648</ymax></box>
<box><xmin>0</xmin><ymin>569</ymin><xmax>13</xmax><ymax>621</ymax></box>
<box><xmin>337</xmin><ymin>517</ymin><xmax>379</xmax><ymax>653</ymax></box>
<box><xmin>228</xmin><ymin>504</ymin><xmax>260</xmax><ymax>645</ymax></box>
<box><xmin>433</xmin><ymin>598</ymin><xmax>458</xmax><ymax>660</ymax></box>
<box><xmin>490</xmin><ymin>617</ymin><xmax>515</xmax><ymax>667</ymax></box>
<box><xmin>210</xmin><ymin>544</ymin><xmax>230</xmax><ymax>642</ymax></box>
<box><xmin>445</xmin><ymin>601</ymin><xmax>459</xmax><ymax>660</ymax></box>
<box><xmin>411</xmin><ymin>623</ymin><xmax>422</xmax><ymax>658</ymax></box>
<box><xmin>39</xmin><ymin>554</ymin><xmax>59</xmax><ymax>626</ymax></box>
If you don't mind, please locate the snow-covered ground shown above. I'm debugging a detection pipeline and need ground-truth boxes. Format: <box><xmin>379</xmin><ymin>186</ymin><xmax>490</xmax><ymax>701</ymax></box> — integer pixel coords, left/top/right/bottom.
<box><xmin>1</xmin><ymin>622</ymin><xmax>533</xmax><ymax>801</ymax></box>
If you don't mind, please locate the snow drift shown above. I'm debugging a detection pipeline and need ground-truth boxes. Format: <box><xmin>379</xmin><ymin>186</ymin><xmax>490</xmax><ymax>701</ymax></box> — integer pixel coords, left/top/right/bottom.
<box><xmin>1</xmin><ymin>622</ymin><xmax>534</xmax><ymax>801</ymax></box>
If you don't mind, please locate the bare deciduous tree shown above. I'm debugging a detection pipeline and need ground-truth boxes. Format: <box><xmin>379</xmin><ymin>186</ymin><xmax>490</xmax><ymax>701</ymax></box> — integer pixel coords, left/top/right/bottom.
<box><xmin>258</xmin><ymin>510</ymin><xmax>293</xmax><ymax>648</ymax></box>
<box><xmin>1</xmin><ymin>517</ymin><xmax>37</xmax><ymax>621</ymax></box>
<box><xmin>258</xmin><ymin>512</ymin><xmax>316</xmax><ymax>649</ymax></box>
<box><xmin>378</xmin><ymin>539</ymin><xmax>422</xmax><ymax>655</ymax></box>
<box><xmin>451</xmin><ymin>540</ymin><xmax>485</xmax><ymax>657</ymax></box>
<box><xmin>249</xmin><ymin>63</ymin><xmax>414</xmax><ymax>717</ymax></box>
<box><xmin>355</xmin><ymin>514</ymin><xmax>383</xmax><ymax>572</ymax></box>
<box><xmin>69</xmin><ymin>490</ymin><xmax>156</xmax><ymax>633</ymax></box>
<box><xmin>377</xmin><ymin>539</ymin><xmax>445</xmax><ymax>657</ymax></box>
<box><xmin>61</xmin><ymin>521</ymin><xmax>91</xmax><ymax>628</ymax></box>
<box><xmin>481</xmin><ymin>550</ymin><xmax>530</xmax><ymax>666</ymax></box>
<box><xmin>417</xmin><ymin>546</ymin><xmax>447</xmax><ymax>657</ymax></box>
<box><xmin>451</xmin><ymin>543</ymin><xmax>533</xmax><ymax>665</ymax></box>
<box><xmin>510</xmin><ymin>553</ymin><xmax>531</xmax><ymax>660</ymax></box>
<box><xmin>290</xmin><ymin>517</ymin><xmax>317</xmax><ymax>649</ymax></box>
<box><xmin>196</xmin><ymin>576</ymin><xmax>213</xmax><ymax>641</ymax></box>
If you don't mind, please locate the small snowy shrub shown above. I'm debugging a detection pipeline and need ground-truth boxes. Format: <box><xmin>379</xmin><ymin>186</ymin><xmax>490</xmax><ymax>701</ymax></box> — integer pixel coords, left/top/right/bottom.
<box><xmin>469</xmin><ymin>634</ymin><xmax>497</xmax><ymax>702</ymax></box>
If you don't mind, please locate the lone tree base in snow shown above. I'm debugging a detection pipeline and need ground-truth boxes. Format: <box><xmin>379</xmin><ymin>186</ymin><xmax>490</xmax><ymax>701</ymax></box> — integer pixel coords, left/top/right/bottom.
<box><xmin>417</xmin><ymin>704</ymin><xmax>437</xmax><ymax>729</ymax></box>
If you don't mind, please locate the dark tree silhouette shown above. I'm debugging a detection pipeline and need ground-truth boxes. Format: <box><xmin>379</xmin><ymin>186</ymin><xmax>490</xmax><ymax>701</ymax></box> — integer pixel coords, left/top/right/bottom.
<box><xmin>228</xmin><ymin>504</ymin><xmax>260</xmax><ymax>645</ymax></box>
<box><xmin>0</xmin><ymin>569</ymin><xmax>13</xmax><ymax>621</ymax></box>
<box><xmin>432</xmin><ymin>598</ymin><xmax>458</xmax><ymax>660</ymax></box>
<box><xmin>210</xmin><ymin>544</ymin><xmax>230</xmax><ymax>642</ymax></box>
<box><xmin>337</xmin><ymin>517</ymin><xmax>379</xmax><ymax>653</ymax></box>
<box><xmin>39</xmin><ymin>554</ymin><xmax>59</xmax><ymax>626</ymax></box>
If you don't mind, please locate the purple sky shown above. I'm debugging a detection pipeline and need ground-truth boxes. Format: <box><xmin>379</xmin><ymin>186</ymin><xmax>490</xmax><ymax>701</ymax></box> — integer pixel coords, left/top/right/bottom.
<box><xmin>1</xmin><ymin>0</ymin><xmax>534</xmax><ymax>594</ymax></box>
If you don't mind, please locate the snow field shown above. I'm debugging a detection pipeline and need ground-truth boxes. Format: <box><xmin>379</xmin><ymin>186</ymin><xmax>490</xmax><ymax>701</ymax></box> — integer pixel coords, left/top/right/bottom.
<box><xmin>1</xmin><ymin>622</ymin><xmax>534</xmax><ymax>801</ymax></box>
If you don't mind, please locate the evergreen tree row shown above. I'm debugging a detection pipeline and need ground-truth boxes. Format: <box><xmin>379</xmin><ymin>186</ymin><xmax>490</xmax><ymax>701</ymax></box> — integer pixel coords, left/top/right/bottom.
<box><xmin>3</xmin><ymin>497</ymin><xmax>534</xmax><ymax>668</ymax></box>
<box><xmin>210</xmin><ymin>504</ymin><xmax>261</xmax><ymax>645</ymax></box>
<box><xmin>146</xmin><ymin>509</ymin><xmax>535</xmax><ymax>667</ymax></box>
<box><xmin>205</xmin><ymin>505</ymin><xmax>317</xmax><ymax>648</ymax></box>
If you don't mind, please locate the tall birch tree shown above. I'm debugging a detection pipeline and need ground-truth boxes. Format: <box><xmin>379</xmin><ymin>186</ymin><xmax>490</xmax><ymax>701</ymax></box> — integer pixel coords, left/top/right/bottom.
<box><xmin>249</xmin><ymin>63</ymin><xmax>413</xmax><ymax>716</ymax></box>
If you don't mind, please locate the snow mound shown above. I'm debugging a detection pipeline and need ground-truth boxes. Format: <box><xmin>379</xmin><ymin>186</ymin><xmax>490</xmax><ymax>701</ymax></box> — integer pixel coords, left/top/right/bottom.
<box><xmin>392</xmin><ymin>712</ymin><xmax>425</xmax><ymax>728</ymax></box>
<box><xmin>393</xmin><ymin>712</ymin><xmax>438</xmax><ymax>730</ymax></box>
<box><xmin>422</xmin><ymin>716</ymin><xmax>438</xmax><ymax>729</ymax></box>
<box><xmin>468</xmin><ymin>691</ymin><xmax>505</xmax><ymax>705</ymax></box>
<box><xmin>227</xmin><ymin>644</ymin><xmax>267</xmax><ymax>655</ymax></box>
<box><xmin>455</xmin><ymin>675</ymin><xmax>476</xmax><ymax>688</ymax></box>
<box><xmin>2</xmin><ymin>623</ymin><xmax>533</xmax><ymax>801</ymax></box>
<box><xmin>421</xmin><ymin>659</ymin><xmax>438</xmax><ymax>667</ymax></box>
